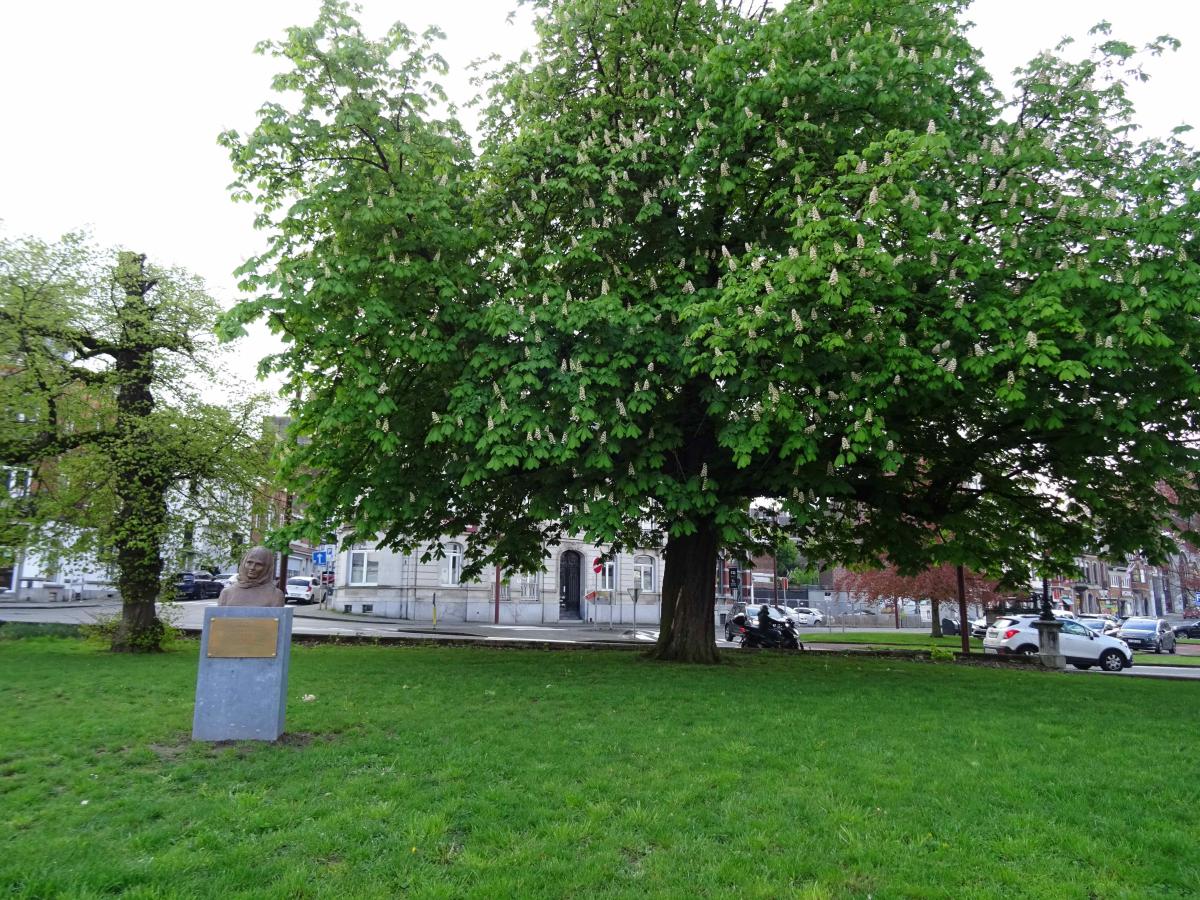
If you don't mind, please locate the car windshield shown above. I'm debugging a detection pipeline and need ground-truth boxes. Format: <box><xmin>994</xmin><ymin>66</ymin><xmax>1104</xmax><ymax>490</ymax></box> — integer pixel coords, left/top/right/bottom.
<box><xmin>287</xmin><ymin>578</ymin><xmax>310</xmax><ymax>586</ymax></box>
<box><xmin>1122</xmin><ymin>621</ymin><xmax>1155</xmax><ymax>631</ymax></box>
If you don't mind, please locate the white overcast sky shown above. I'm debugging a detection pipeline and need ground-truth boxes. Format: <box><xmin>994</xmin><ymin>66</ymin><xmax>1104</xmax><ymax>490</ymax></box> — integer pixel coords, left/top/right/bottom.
<box><xmin>2</xmin><ymin>1</ymin><xmax>1197</xmax><ymax>406</ymax></box>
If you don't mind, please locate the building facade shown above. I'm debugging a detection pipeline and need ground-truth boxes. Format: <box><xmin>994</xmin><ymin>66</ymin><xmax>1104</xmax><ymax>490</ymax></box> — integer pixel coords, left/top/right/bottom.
<box><xmin>331</xmin><ymin>533</ymin><xmax>663</xmax><ymax>625</ymax></box>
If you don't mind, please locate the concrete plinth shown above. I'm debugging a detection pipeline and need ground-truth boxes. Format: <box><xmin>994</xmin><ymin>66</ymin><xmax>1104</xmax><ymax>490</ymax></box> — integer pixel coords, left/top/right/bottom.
<box><xmin>1033</xmin><ymin>618</ymin><xmax>1065</xmax><ymax>670</ymax></box>
<box><xmin>192</xmin><ymin>606</ymin><xmax>292</xmax><ymax>741</ymax></box>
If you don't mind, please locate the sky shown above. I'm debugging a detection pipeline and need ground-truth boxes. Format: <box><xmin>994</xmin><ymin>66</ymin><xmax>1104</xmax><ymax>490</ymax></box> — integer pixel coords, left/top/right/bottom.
<box><xmin>2</xmin><ymin>0</ymin><xmax>1197</xmax><ymax>407</ymax></box>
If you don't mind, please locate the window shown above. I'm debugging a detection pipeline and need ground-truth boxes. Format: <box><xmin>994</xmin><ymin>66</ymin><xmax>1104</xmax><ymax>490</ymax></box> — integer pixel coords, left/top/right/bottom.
<box><xmin>518</xmin><ymin>572</ymin><xmax>540</xmax><ymax>599</ymax></box>
<box><xmin>598</xmin><ymin>559</ymin><xmax>616</xmax><ymax>592</ymax></box>
<box><xmin>440</xmin><ymin>542</ymin><xmax>463</xmax><ymax>585</ymax></box>
<box><xmin>361</xmin><ymin>604</ymin><xmax>373</xmax><ymax>614</ymax></box>
<box><xmin>349</xmin><ymin>550</ymin><xmax>379</xmax><ymax>585</ymax></box>
<box><xmin>633</xmin><ymin>556</ymin><xmax>655</xmax><ymax>592</ymax></box>
<box><xmin>3</xmin><ymin>467</ymin><xmax>31</xmax><ymax>498</ymax></box>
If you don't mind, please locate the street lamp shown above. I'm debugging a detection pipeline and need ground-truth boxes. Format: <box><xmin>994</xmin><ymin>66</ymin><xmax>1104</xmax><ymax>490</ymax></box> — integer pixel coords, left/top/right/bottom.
<box><xmin>1033</xmin><ymin>562</ymin><xmax>1065</xmax><ymax>669</ymax></box>
<box><xmin>1039</xmin><ymin>572</ymin><xmax>1054</xmax><ymax>621</ymax></box>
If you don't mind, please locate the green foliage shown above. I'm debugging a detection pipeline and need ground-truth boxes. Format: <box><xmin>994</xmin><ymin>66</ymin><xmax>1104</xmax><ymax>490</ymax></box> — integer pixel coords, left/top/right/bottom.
<box><xmin>224</xmin><ymin>0</ymin><xmax>1200</xmax><ymax>600</ymax></box>
<box><xmin>0</xmin><ymin>232</ymin><xmax>273</xmax><ymax>647</ymax></box>
<box><xmin>929</xmin><ymin>646</ymin><xmax>957</xmax><ymax>662</ymax></box>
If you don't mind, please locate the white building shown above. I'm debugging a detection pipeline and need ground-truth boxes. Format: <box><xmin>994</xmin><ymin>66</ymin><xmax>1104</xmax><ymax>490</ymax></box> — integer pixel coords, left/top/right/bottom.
<box><xmin>331</xmin><ymin>532</ymin><xmax>664</xmax><ymax>626</ymax></box>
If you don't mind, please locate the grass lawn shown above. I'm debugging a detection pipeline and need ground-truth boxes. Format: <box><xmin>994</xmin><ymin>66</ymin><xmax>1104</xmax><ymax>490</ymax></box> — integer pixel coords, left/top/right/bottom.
<box><xmin>1134</xmin><ymin>657</ymin><xmax>1200</xmax><ymax>667</ymax></box>
<box><xmin>802</xmin><ymin>630</ymin><xmax>984</xmax><ymax>650</ymax></box>
<box><xmin>2</xmin><ymin>633</ymin><xmax>1199</xmax><ymax>898</ymax></box>
<box><xmin>809</xmin><ymin>631</ymin><xmax>1200</xmax><ymax>667</ymax></box>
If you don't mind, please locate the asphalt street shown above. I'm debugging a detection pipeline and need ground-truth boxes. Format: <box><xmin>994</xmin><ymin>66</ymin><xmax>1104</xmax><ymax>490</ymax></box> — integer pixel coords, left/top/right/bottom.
<box><xmin>3</xmin><ymin>599</ymin><xmax>1199</xmax><ymax>680</ymax></box>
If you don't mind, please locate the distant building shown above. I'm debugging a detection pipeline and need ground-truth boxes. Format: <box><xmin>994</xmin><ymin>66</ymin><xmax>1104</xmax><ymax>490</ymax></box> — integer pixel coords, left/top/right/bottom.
<box><xmin>330</xmin><ymin>531</ymin><xmax>662</xmax><ymax>625</ymax></box>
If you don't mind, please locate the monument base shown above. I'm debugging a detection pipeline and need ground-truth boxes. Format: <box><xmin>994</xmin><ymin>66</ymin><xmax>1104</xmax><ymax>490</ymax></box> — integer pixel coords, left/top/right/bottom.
<box><xmin>1033</xmin><ymin>618</ymin><xmax>1065</xmax><ymax>670</ymax></box>
<box><xmin>193</xmin><ymin>606</ymin><xmax>293</xmax><ymax>741</ymax></box>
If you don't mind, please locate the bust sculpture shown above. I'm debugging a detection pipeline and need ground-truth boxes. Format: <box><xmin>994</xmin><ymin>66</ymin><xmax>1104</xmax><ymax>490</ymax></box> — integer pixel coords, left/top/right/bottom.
<box><xmin>218</xmin><ymin>546</ymin><xmax>285</xmax><ymax>607</ymax></box>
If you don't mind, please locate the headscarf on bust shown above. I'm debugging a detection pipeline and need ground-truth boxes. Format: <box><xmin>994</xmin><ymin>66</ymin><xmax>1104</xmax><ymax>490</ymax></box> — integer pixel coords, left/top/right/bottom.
<box><xmin>217</xmin><ymin>546</ymin><xmax>285</xmax><ymax>607</ymax></box>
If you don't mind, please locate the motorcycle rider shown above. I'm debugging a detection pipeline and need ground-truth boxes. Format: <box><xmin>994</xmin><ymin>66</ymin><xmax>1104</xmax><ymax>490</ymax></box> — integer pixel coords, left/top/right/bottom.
<box><xmin>757</xmin><ymin>601</ymin><xmax>776</xmax><ymax>635</ymax></box>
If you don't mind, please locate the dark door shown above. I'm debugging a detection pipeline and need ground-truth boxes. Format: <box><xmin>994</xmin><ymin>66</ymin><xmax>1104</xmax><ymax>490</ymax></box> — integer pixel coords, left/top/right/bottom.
<box><xmin>560</xmin><ymin>551</ymin><xmax>582</xmax><ymax>619</ymax></box>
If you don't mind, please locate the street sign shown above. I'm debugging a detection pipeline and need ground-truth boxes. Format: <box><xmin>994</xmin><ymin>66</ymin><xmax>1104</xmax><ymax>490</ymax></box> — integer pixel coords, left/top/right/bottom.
<box><xmin>592</xmin><ymin>557</ymin><xmax>603</xmax><ymax>574</ymax></box>
<box><xmin>312</xmin><ymin>550</ymin><xmax>329</xmax><ymax>567</ymax></box>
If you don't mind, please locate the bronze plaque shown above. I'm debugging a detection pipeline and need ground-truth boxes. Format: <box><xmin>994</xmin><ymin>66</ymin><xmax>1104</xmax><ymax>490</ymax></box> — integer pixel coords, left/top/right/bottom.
<box><xmin>207</xmin><ymin>618</ymin><xmax>279</xmax><ymax>658</ymax></box>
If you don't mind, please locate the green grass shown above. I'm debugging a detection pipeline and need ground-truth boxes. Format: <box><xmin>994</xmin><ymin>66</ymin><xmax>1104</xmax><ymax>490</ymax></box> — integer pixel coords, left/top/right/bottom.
<box><xmin>1124</xmin><ymin>652</ymin><xmax>1200</xmax><ymax>667</ymax></box>
<box><xmin>2</xmin><ymin>636</ymin><xmax>1199</xmax><ymax>899</ymax></box>
<box><xmin>803</xmin><ymin>629</ymin><xmax>984</xmax><ymax>650</ymax></box>
<box><xmin>810</xmin><ymin>631</ymin><xmax>1200</xmax><ymax>666</ymax></box>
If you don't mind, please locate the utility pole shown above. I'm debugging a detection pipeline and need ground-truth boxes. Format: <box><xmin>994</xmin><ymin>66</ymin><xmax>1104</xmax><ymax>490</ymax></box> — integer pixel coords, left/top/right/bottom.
<box><xmin>494</xmin><ymin>563</ymin><xmax>501</xmax><ymax>624</ymax></box>
<box><xmin>277</xmin><ymin>488</ymin><xmax>292</xmax><ymax>594</ymax></box>
<box><xmin>772</xmin><ymin>508</ymin><xmax>779</xmax><ymax>606</ymax></box>
<box><xmin>956</xmin><ymin>564</ymin><xmax>969</xmax><ymax>654</ymax></box>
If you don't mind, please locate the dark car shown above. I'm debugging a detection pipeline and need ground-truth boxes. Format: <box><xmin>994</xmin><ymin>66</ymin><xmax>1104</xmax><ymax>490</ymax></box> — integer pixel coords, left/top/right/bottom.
<box><xmin>174</xmin><ymin>572</ymin><xmax>223</xmax><ymax>602</ymax></box>
<box><xmin>1174</xmin><ymin>621</ymin><xmax>1200</xmax><ymax>639</ymax></box>
<box><xmin>1116</xmin><ymin>618</ymin><xmax>1177</xmax><ymax>654</ymax></box>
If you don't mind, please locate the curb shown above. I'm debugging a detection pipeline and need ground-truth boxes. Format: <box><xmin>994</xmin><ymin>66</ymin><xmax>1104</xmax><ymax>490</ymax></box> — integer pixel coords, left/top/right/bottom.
<box><xmin>177</xmin><ymin>625</ymin><xmax>647</xmax><ymax>652</ymax></box>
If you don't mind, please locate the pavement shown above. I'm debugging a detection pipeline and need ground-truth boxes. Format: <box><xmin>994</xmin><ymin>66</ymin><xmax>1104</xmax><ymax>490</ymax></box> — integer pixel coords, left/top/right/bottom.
<box><xmin>5</xmin><ymin>599</ymin><xmax>1200</xmax><ymax>678</ymax></box>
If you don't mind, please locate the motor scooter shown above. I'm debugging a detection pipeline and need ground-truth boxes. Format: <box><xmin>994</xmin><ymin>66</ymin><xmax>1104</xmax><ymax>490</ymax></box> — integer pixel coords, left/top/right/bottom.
<box><xmin>728</xmin><ymin>612</ymin><xmax>803</xmax><ymax>650</ymax></box>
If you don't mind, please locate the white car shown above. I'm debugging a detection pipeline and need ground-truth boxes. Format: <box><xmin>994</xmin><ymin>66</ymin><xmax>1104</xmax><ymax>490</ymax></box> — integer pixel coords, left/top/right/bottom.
<box><xmin>789</xmin><ymin>606</ymin><xmax>824</xmax><ymax>626</ymax></box>
<box><xmin>983</xmin><ymin>614</ymin><xmax>1133</xmax><ymax>672</ymax></box>
<box><xmin>1077</xmin><ymin>614</ymin><xmax>1121</xmax><ymax>636</ymax></box>
<box><xmin>212</xmin><ymin>571</ymin><xmax>238</xmax><ymax>587</ymax></box>
<box><xmin>285</xmin><ymin>576</ymin><xmax>325</xmax><ymax>605</ymax></box>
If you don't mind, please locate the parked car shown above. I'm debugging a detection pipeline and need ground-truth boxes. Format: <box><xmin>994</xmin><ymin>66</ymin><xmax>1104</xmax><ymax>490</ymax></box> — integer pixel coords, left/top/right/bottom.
<box><xmin>983</xmin><ymin>615</ymin><xmax>1133</xmax><ymax>671</ymax></box>
<box><xmin>789</xmin><ymin>606</ymin><xmax>824</xmax><ymax>625</ymax></box>
<box><xmin>1077</xmin><ymin>616</ymin><xmax>1109</xmax><ymax>635</ymax></box>
<box><xmin>285</xmin><ymin>576</ymin><xmax>325</xmax><ymax>605</ymax></box>
<box><xmin>1173</xmin><ymin>621</ymin><xmax>1200</xmax><ymax>639</ymax></box>
<box><xmin>1115</xmin><ymin>618</ymin><xmax>1177</xmax><ymax>654</ymax></box>
<box><xmin>174</xmin><ymin>572</ymin><xmax>223</xmax><ymax>601</ymax></box>
<box><xmin>970</xmin><ymin>616</ymin><xmax>989</xmax><ymax>639</ymax></box>
<box><xmin>212</xmin><ymin>571</ymin><xmax>238</xmax><ymax>587</ymax></box>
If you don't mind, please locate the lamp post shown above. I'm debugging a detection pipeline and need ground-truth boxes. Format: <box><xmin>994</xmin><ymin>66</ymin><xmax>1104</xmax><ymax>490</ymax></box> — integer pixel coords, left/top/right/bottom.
<box><xmin>1033</xmin><ymin>565</ymin><xmax>1065</xmax><ymax>669</ymax></box>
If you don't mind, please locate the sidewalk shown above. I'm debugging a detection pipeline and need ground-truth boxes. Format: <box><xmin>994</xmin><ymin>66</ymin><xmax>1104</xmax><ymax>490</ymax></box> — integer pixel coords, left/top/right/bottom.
<box><xmin>253</xmin><ymin>603</ymin><xmax>658</xmax><ymax>646</ymax></box>
<box><xmin>0</xmin><ymin>599</ymin><xmax>111</xmax><ymax>610</ymax></box>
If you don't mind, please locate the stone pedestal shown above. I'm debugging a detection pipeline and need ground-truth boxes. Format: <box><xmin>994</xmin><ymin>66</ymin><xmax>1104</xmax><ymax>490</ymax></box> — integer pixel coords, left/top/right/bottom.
<box><xmin>1032</xmin><ymin>618</ymin><xmax>1065</xmax><ymax>670</ymax></box>
<box><xmin>193</xmin><ymin>606</ymin><xmax>293</xmax><ymax>741</ymax></box>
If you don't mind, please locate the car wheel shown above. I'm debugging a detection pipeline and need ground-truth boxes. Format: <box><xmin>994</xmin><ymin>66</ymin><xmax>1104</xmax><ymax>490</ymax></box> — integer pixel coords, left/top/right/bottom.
<box><xmin>1017</xmin><ymin>644</ymin><xmax>1039</xmax><ymax>657</ymax></box>
<box><xmin>1098</xmin><ymin>649</ymin><xmax>1125</xmax><ymax>672</ymax></box>
<box><xmin>1072</xmin><ymin>663</ymin><xmax>1092</xmax><ymax>670</ymax></box>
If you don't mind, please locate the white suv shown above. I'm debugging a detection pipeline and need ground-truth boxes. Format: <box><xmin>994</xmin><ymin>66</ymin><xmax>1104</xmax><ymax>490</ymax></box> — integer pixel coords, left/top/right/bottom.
<box><xmin>983</xmin><ymin>615</ymin><xmax>1133</xmax><ymax>672</ymax></box>
<box><xmin>787</xmin><ymin>606</ymin><xmax>824</xmax><ymax>625</ymax></box>
<box><xmin>285</xmin><ymin>576</ymin><xmax>325</xmax><ymax>605</ymax></box>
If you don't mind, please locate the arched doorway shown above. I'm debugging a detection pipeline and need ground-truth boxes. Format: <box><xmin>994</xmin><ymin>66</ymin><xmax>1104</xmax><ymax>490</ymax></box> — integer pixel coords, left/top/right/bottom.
<box><xmin>559</xmin><ymin>550</ymin><xmax>582</xmax><ymax>619</ymax></box>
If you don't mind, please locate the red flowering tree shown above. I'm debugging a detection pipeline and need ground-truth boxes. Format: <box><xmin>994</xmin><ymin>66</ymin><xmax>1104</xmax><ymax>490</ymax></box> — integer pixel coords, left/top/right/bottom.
<box><xmin>836</xmin><ymin>564</ymin><xmax>1002</xmax><ymax>637</ymax></box>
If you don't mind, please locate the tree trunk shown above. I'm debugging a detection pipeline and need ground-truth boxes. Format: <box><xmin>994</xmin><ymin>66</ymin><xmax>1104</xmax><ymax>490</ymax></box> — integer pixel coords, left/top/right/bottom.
<box><xmin>649</xmin><ymin>523</ymin><xmax>720</xmax><ymax>664</ymax></box>
<box><xmin>110</xmin><ymin>252</ymin><xmax>167</xmax><ymax>653</ymax></box>
<box><xmin>930</xmin><ymin>597</ymin><xmax>942</xmax><ymax>638</ymax></box>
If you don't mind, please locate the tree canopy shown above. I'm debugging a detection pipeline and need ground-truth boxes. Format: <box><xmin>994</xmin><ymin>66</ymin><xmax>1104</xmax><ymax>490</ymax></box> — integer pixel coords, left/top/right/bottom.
<box><xmin>222</xmin><ymin>0</ymin><xmax>1200</xmax><ymax>662</ymax></box>
<box><xmin>0</xmin><ymin>232</ymin><xmax>271</xmax><ymax>650</ymax></box>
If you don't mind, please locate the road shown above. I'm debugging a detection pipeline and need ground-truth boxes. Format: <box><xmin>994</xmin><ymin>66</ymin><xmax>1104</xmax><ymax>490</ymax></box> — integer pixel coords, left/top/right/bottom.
<box><xmin>0</xmin><ymin>600</ymin><xmax>657</xmax><ymax>645</ymax></box>
<box><xmin>4</xmin><ymin>601</ymin><xmax>1199</xmax><ymax>680</ymax></box>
